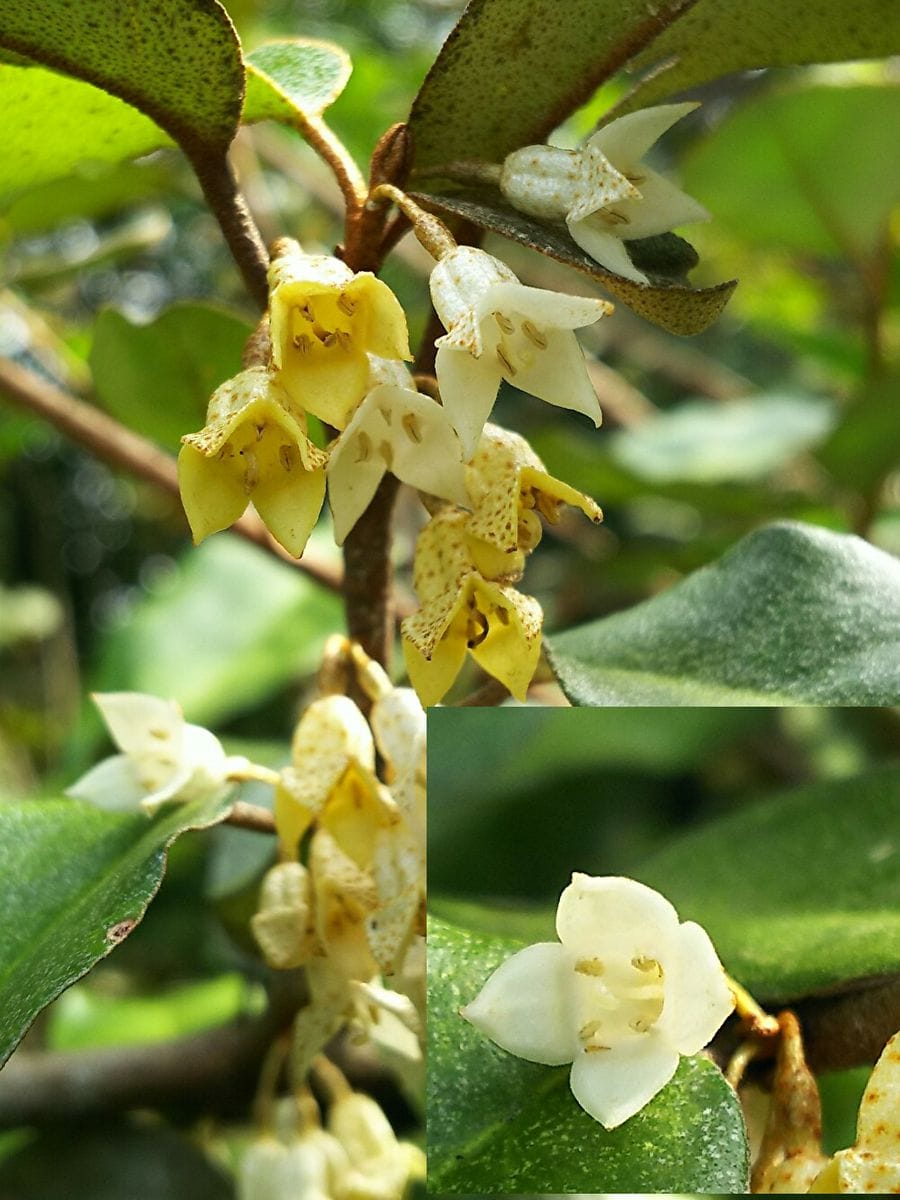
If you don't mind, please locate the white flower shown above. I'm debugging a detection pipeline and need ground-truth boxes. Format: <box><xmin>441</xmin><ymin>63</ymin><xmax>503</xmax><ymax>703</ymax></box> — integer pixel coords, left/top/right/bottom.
<box><xmin>326</xmin><ymin>358</ymin><xmax>468</xmax><ymax>544</ymax></box>
<box><xmin>460</xmin><ymin>873</ymin><xmax>734</xmax><ymax>1129</ymax></box>
<box><xmin>67</xmin><ymin>692</ymin><xmax>235</xmax><ymax>815</ymax></box>
<box><xmin>430</xmin><ymin>245</ymin><xmax>610</xmax><ymax>458</ymax></box>
<box><xmin>500</xmin><ymin>102</ymin><xmax>709</xmax><ymax>285</ymax></box>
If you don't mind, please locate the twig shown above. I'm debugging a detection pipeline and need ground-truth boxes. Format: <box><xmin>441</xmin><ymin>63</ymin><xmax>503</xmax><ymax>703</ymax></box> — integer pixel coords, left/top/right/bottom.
<box><xmin>293</xmin><ymin>112</ymin><xmax>368</xmax><ymax>213</ymax></box>
<box><xmin>190</xmin><ymin>154</ymin><xmax>271</xmax><ymax>311</ymax></box>
<box><xmin>225</xmin><ymin>801</ymin><xmax>277</xmax><ymax>835</ymax></box>
<box><xmin>0</xmin><ymin>356</ymin><xmax>343</xmax><ymax>593</ymax></box>
<box><xmin>341</xmin><ymin>475</ymin><xmax>400</xmax><ymax>670</ymax></box>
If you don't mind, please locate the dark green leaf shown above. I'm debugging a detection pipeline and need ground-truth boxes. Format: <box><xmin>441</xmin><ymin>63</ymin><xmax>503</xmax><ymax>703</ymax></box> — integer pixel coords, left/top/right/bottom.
<box><xmin>0</xmin><ymin>792</ymin><xmax>231</xmax><ymax>1068</ymax></box>
<box><xmin>818</xmin><ymin>369</ymin><xmax>900</xmax><ymax>492</ymax></box>
<box><xmin>0</xmin><ymin>65</ymin><xmax>171</xmax><ymax>206</ymax></box>
<box><xmin>635</xmin><ymin>764</ymin><xmax>900</xmax><ymax>1000</ymax></box>
<box><xmin>0</xmin><ymin>0</ymin><xmax>243</xmax><ymax>158</ymax></box>
<box><xmin>683</xmin><ymin>85</ymin><xmax>900</xmax><ymax>259</ymax></box>
<box><xmin>411</xmin><ymin>189</ymin><xmax>735</xmax><ymax>335</ymax></box>
<box><xmin>428</xmin><ymin>917</ymin><xmax>749</xmax><ymax>1193</ymax></box>
<box><xmin>408</xmin><ymin>0</ymin><xmax>698</xmax><ymax>171</ymax></box>
<box><xmin>90</xmin><ymin>303</ymin><xmax>252</xmax><ymax>454</ymax></box>
<box><xmin>92</xmin><ymin>536</ymin><xmax>342</xmax><ymax>726</ymax></box>
<box><xmin>547</xmin><ymin>521</ymin><xmax>900</xmax><ymax>705</ymax></box>
<box><xmin>620</xmin><ymin>0</ymin><xmax>900</xmax><ymax>116</ymax></box>
<box><xmin>244</xmin><ymin>38</ymin><xmax>352</xmax><ymax>123</ymax></box>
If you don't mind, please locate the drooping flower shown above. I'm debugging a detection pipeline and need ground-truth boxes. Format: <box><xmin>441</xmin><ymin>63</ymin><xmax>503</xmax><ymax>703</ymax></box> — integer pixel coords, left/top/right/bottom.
<box><xmin>251</xmin><ymin>861</ymin><xmax>317</xmax><ymax>971</ymax></box>
<box><xmin>326</xmin><ymin>357</ymin><xmax>468</xmax><ymax>544</ymax></box>
<box><xmin>328</xmin><ymin>1089</ymin><xmax>427</xmax><ymax>1200</ymax></box>
<box><xmin>465</xmin><ymin>423</ymin><xmax>602</xmax><ymax>578</ymax></box>
<box><xmin>461</xmin><ymin>873</ymin><xmax>735</xmax><ymax>1129</ymax></box>
<box><xmin>268</xmin><ymin>239</ymin><xmax>411</xmax><ymax>428</ymax></box>
<box><xmin>67</xmin><ymin>692</ymin><xmax>235</xmax><ymax>815</ymax></box>
<box><xmin>401</xmin><ymin>507</ymin><xmax>543</xmax><ymax>706</ymax></box>
<box><xmin>500</xmin><ymin>102</ymin><xmax>709</xmax><ymax>284</ymax></box>
<box><xmin>430</xmin><ymin>245</ymin><xmax>610</xmax><ymax>457</ymax></box>
<box><xmin>178</xmin><ymin>366</ymin><xmax>326</xmax><ymax>557</ymax></box>
<box><xmin>809</xmin><ymin>1028</ymin><xmax>900</xmax><ymax>1193</ymax></box>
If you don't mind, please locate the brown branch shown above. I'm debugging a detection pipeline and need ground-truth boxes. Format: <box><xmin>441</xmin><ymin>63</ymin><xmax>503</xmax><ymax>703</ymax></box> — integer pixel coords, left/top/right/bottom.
<box><xmin>190</xmin><ymin>154</ymin><xmax>271</xmax><ymax>311</ymax></box>
<box><xmin>0</xmin><ymin>356</ymin><xmax>343</xmax><ymax>593</ymax></box>
<box><xmin>225</xmin><ymin>801</ymin><xmax>276</xmax><ymax>835</ymax></box>
<box><xmin>341</xmin><ymin>475</ymin><xmax>400</xmax><ymax>669</ymax></box>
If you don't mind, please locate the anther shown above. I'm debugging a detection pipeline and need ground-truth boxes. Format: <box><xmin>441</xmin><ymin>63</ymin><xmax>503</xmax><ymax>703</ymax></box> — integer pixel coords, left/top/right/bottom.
<box><xmin>242</xmin><ymin>450</ymin><xmax>259</xmax><ymax>492</ymax></box>
<box><xmin>496</xmin><ymin>344</ymin><xmax>517</xmax><ymax>376</ymax></box>
<box><xmin>379</xmin><ymin>441</ymin><xmax>394</xmax><ymax>470</ymax></box>
<box><xmin>337</xmin><ymin>293</ymin><xmax>356</xmax><ymax>316</ymax></box>
<box><xmin>255</xmin><ymin>423</ymin><xmax>265</xmax><ymax>442</ymax></box>
<box><xmin>494</xmin><ymin>605</ymin><xmax>510</xmax><ymax>626</ymax></box>
<box><xmin>575</xmin><ymin>957</ymin><xmax>605</xmax><ymax>977</ymax></box>
<box><xmin>493</xmin><ymin>311</ymin><xmax>515</xmax><ymax>335</ymax></box>
<box><xmin>335</xmin><ymin>329</ymin><xmax>353</xmax><ymax>351</ymax></box>
<box><xmin>354</xmin><ymin>433</ymin><xmax>372</xmax><ymax>463</ymax></box>
<box><xmin>402</xmin><ymin>413</ymin><xmax>422</xmax><ymax>443</ymax></box>
<box><xmin>601</xmin><ymin>208</ymin><xmax>630</xmax><ymax>226</ymax></box>
<box><xmin>292</xmin><ymin>334</ymin><xmax>313</xmax><ymax>354</ymax></box>
<box><xmin>297</xmin><ymin>301</ymin><xmax>315</xmax><ymax>322</ymax></box>
<box><xmin>632</xmin><ymin>956</ymin><xmax>663</xmax><ymax>976</ymax></box>
<box><xmin>279</xmin><ymin>444</ymin><xmax>297</xmax><ymax>472</ymax></box>
<box><xmin>629</xmin><ymin>1016</ymin><xmax>653</xmax><ymax>1033</ymax></box>
<box><xmin>466</xmin><ymin>611</ymin><xmax>489</xmax><ymax>648</ymax></box>
<box><xmin>521</xmin><ymin>320</ymin><xmax>548</xmax><ymax>349</ymax></box>
<box><xmin>321</xmin><ymin>332</ymin><xmax>338</xmax><ymax>348</ymax></box>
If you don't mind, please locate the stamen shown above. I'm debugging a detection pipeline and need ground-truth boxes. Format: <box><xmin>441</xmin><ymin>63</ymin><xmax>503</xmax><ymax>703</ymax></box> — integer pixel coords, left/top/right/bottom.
<box><xmin>216</xmin><ymin>443</ymin><xmax>235</xmax><ymax>460</ymax></box>
<box><xmin>255</xmin><ymin>423</ymin><xmax>265</xmax><ymax>442</ymax></box>
<box><xmin>601</xmin><ymin>208</ymin><xmax>630</xmax><ymax>226</ymax></box>
<box><xmin>466</xmin><ymin>611</ymin><xmax>489</xmax><ymax>648</ymax></box>
<box><xmin>279</xmin><ymin>444</ymin><xmax>298</xmax><ymax>472</ymax></box>
<box><xmin>337</xmin><ymin>293</ymin><xmax>356</xmax><ymax>316</ymax></box>
<box><xmin>402</xmin><ymin>413</ymin><xmax>422</xmax><ymax>444</ymax></box>
<box><xmin>493</xmin><ymin>311</ymin><xmax>515</xmax><ymax>335</ymax></box>
<box><xmin>292</xmin><ymin>334</ymin><xmax>313</xmax><ymax>354</ymax></box>
<box><xmin>575</xmin><ymin>957</ymin><xmax>605</xmax><ymax>977</ymax></box>
<box><xmin>584</xmin><ymin>1043</ymin><xmax>611</xmax><ymax>1053</ymax></box>
<box><xmin>354</xmin><ymin>433</ymin><xmax>372</xmax><ymax>463</ymax></box>
<box><xmin>632</xmin><ymin>956</ymin><xmax>663</xmax><ymax>976</ymax></box>
<box><xmin>494</xmin><ymin>605</ymin><xmax>510</xmax><ymax>626</ymax></box>
<box><xmin>625</xmin><ymin>173</ymin><xmax>645</xmax><ymax>185</ymax></box>
<box><xmin>536</xmin><ymin>492</ymin><xmax>561</xmax><ymax>523</ymax></box>
<box><xmin>321</xmin><ymin>332</ymin><xmax>338</xmax><ymax>348</ymax></box>
<box><xmin>496</xmin><ymin>344</ymin><xmax>517</xmax><ymax>376</ymax></box>
<box><xmin>335</xmin><ymin>329</ymin><xmax>353</xmax><ymax>351</ymax></box>
<box><xmin>379</xmin><ymin>441</ymin><xmax>394</xmax><ymax>471</ymax></box>
<box><xmin>521</xmin><ymin>320</ymin><xmax>548</xmax><ymax>349</ymax></box>
<box><xmin>379</xmin><ymin>405</ymin><xmax>393</xmax><ymax>425</ymax></box>
<box><xmin>241</xmin><ymin>449</ymin><xmax>258</xmax><ymax>492</ymax></box>
<box><xmin>149</xmin><ymin>728</ymin><xmax>170</xmax><ymax>741</ymax></box>
<box><xmin>579</xmin><ymin>1019</ymin><xmax>603</xmax><ymax>1039</ymax></box>
<box><xmin>297</xmin><ymin>301</ymin><xmax>315</xmax><ymax>322</ymax></box>
<box><xmin>630</xmin><ymin>1016</ymin><xmax>653</xmax><ymax>1033</ymax></box>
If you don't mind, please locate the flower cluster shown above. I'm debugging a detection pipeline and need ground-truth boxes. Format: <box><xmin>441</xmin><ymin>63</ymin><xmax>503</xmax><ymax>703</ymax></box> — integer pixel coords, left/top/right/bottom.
<box><xmin>461</xmin><ymin>873</ymin><xmax>734</xmax><ymax>1129</ymax></box>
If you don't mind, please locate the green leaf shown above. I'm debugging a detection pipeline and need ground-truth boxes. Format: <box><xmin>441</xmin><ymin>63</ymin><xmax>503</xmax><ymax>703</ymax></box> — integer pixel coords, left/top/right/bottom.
<box><xmin>634</xmin><ymin>764</ymin><xmax>900</xmax><ymax>1000</ymax></box>
<box><xmin>546</xmin><ymin>521</ymin><xmax>900</xmax><ymax>705</ymax></box>
<box><xmin>90</xmin><ymin>303</ymin><xmax>253</xmax><ymax>454</ymax></box>
<box><xmin>0</xmin><ymin>792</ymin><xmax>231</xmax><ymax>1068</ymax></box>
<box><xmin>92</xmin><ymin>536</ymin><xmax>342</xmax><ymax>727</ymax></box>
<box><xmin>818</xmin><ymin>369</ymin><xmax>900</xmax><ymax>492</ymax></box>
<box><xmin>427</xmin><ymin>917</ymin><xmax>749</xmax><ymax>1193</ymax></box>
<box><xmin>0</xmin><ymin>65</ymin><xmax>171</xmax><ymax>207</ymax></box>
<box><xmin>0</xmin><ymin>0</ymin><xmax>243</xmax><ymax>159</ymax></box>
<box><xmin>244</xmin><ymin>38</ymin><xmax>352</xmax><ymax>124</ymax></box>
<box><xmin>411</xmin><ymin>189</ymin><xmax>735</xmax><ymax>335</ymax></box>
<box><xmin>683</xmin><ymin>85</ymin><xmax>900</xmax><ymax>260</ymax></box>
<box><xmin>408</xmin><ymin>0</ymin><xmax>698</xmax><ymax>172</ymax></box>
<box><xmin>620</xmin><ymin>0</ymin><xmax>900</xmax><ymax>116</ymax></box>
<box><xmin>610</xmin><ymin>393</ymin><xmax>836</xmax><ymax>483</ymax></box>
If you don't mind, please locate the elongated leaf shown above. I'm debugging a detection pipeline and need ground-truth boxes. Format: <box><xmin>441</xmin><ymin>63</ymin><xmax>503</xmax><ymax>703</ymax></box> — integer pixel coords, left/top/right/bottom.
<box><xmin>412</xmin><ymin>190</ymin><xmax>735</xmax><ymax>335</ymax></box>
<box><xmin>683</xmin><ymin>85</ymin><xmax>900</xmax><ymax>260</ymax></box>
<box><xmin>635</xmin><ymin>764</ymin><xmax>900</xmax><ymax>1001</ymax></box>
<box><xmin>0</xmin><ymin>792</ymin><xmax>231</xmax><ymax>1068</ymax></box>
<box><xmin>92</xmin><ymin>537</ymin><xmax>342</xmax><ymax>727</ymax></box>
<box><xmin>619</xmin><ymin>0</ymin><xmax>900</xmax><ymax>116</ymax></box>
<box><xmin>408</xmin><ymin>0</ymin><xmax>699</xmax><ymax>171</ymax></box>
<box><xmin>547</xmin><ymin>521</ymin><xmax>900</xmax><ymax>705</ymax></box>
<box><xmin>90</xmin><ymin>303</ymin><xmax>252</xmax><ymax>453</ymax></box>
<box><xmin>244</xmin><ymin>39</ymin><xmax>352</xmax><ymax>124</ymax></box>
<box><xmin>0</xmin><ymin>1</ymin><xmax>243</xmax><ymax>157</ymax></box>
<box><xmin>0</xmin><ymin>65</ymin><xmax>172</xmax><ymax>207</ymax></box>
<box><xmin>428</xmin><ymin>917</ymin><xmax>749</xmax><ymax>1193</ymax></box>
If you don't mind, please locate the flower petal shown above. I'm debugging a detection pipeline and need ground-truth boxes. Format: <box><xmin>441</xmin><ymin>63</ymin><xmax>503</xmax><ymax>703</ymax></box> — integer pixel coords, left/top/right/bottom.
<box><xmin>434</xmin><ymin>343</ymin><xmax>500</xmax><ymax>460</ymax></box>
<box><xmin>251</xmin><ymin>461</ymin><xmax>326</xmax><ymax>558</ymax></box>
<box><xmin>485</xmin><ymin>281</ymin><xmax>611</xmax><ymax>333</ymax></box>
<box><xmin>178</xmin><ymin>442</ymin><xmax>249</xmax><ymax>544</ymax></box>
<box><xmin>588</xmin><ymin>102</ymin><xmax>699</xmax><ymax>169</ymax></box>
<box><xmin>656</xmin><ymin>919</ymin><xmax>734</xmax><ymax>1055</ymax></box>
<box><xmin>556</xmin><ymin>874</ymin><xmax>680</xmax><ymax>959</ymax></box>
<box><xmin>350</xmin><ymin>275</ymin><xmax>412</xmax><ymax>361</ymax></box>
<box><xmin>66</xmin><ymin>754</ymin><xmax>148</xmax><ymax>811</ymax></box>
<box><xmin>568</xmin><ymin>218</ymin><xmax>649</xmax><ymax>283</ymax></box>
<box><xmin>470</xmin><ymin>580</ymin><xmax>543</xmax><ymax>702</ymax></box>
<box><xmin>92</xmin><ymin>692</ymin><xmax>183</xmax><ymax>761</ymax></box>
<box><xmin>402</xmin><ymin>628</ymin><xmax>468</xmax><ymax>708</ymax></box>
<box><xmin>569</xmin><ymin>1033</ymin><xmax>679</xmax><ymax>1128</ymax></box>
<box><xmin>460</xmin><ymin>942</ymin><xmax>579</xmax><ymax>1065</ymax></box>
<box><xmin>615</xmin><ymin>167</ymin><xmax>710</xmax><ymax>240</ymax></box>
<box><xmin>504</xmin><ymin>325</ymin><xmax>601</xmax><ymax>427</ymax></box>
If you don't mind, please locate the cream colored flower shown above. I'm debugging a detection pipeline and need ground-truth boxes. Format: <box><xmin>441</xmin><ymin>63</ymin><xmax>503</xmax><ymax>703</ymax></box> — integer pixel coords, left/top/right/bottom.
<box><xmin>67</xmin><ymin>692</ymin><xmax>234</xmax><ymax>815</ymax></box>
<box><xmin>268</xmin><ymin>239</ymin><xmax>411</xmax><ymax>428</ymax></box>
<box><xmin>461</xmin><ymin>873</ymin><xmax>735</xmax><ymax>1130</ymax></box>
<box><xmin>430</xmin><ymin>245</ymin><xmax>610</xmax><ymax>457</ymax></box>
<box><xmin>402</xmin><ymin>508</ymin><xmax>543</xmax><ymax>706</ymax></box>
<box><xmin>328</xmin><ymin>1090</ymin><xmax>426</xmax><ymax>1200</ymax></box>
<box><xmin>326</xmin><ymin>358</ymin><xmax>468</xmax><ymax>544</ymax></box>
<box><xmin>178</xmin><ymin>366</ymin><xmax>326</xmax><ymax>557</ymax></box>
<box><xmin>500</xmin><ymin>103</ymin><xmax>709</xmax><ymax>284</ymax></box>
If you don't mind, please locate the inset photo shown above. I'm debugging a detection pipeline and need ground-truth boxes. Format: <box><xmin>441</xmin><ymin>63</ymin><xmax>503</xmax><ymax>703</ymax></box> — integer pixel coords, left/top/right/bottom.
<box><xmin>427</xmin><ymin>706</ymin><xmax>900</xmax><ymax>1194</ymax></box>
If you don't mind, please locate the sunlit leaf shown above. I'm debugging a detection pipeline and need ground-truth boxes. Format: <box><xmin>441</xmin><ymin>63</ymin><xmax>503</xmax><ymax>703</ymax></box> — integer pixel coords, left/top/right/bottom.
<box><xmin>547</xmin><ymin>521</ymin><xmax>900</xmax><ymax>705</ymax></box>
<box><xmin>412</xmin><ymin>189</ymin><xmax>735</xmax><ymax>335</ymax></box>
<box><xmin>0</xmin><ymin>792</ymin><xmax>231</xmax><ymax>1068</ymax></box>
<box><xmin>244</xmin><ymin>38</ymin><xmax>352</xmax><ymax>123</ymax></box>
<box><xmin>428</xmin><ymin>916</ymin><xmax>749</xmax><ymax>1193</ymax></box>
<box><xmin>90</xmin><ymin>303</ymin><xmax>253</xmax><ymax>454</ymax></box>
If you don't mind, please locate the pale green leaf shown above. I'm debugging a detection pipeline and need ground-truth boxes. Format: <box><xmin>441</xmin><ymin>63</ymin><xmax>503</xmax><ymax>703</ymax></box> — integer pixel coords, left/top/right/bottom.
<box><xmin>0</xmin><ymin>792</ymin><xmax>231</xmax><ymax>1068</ymax></box>
<box><xmin>244</xmin><ymin>39</ymin><xmax>352</xmax><ymax>123</ymax></box>
<box><xmin>428</xmin><ymin>917</ymin><xmax>749</xmax><ymax>1193</ymax></box>
<box><xmin>547</xmin><ymin>522</ymin><xmax>900</xmax><ymax>705</ymax></box>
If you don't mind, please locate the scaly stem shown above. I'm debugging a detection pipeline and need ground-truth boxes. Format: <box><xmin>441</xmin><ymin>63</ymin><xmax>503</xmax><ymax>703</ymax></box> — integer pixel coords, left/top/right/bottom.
<box><xmin>341</xmin><ymin>475</ymin><xmax>400</xmax><ymax>669</ymax></box>
<box><xmin>294</xmin><ymin>111</ymin><xmax>368</xmax><ymax>213</ymax></box>
<box><xmin>727</xmin><ymin>973</ymin><xmax>780</xmax><ymax>1037</ymax></box>
<box><xmin>0</xmin><ymin>356</ymin><xmax>343</xmax><ymax>592</ymax></box>
<box><xmin>190</xmin><ymin>153</ymin><xmax>271</xmax><ymax>310</ymax></box>
<box><xmin>224</xmin><ymin>802</ymin><xmax>277</xmax><ymax>835</ymax></box>
<box><xmin>369</xmin><ymin>183</ymin><xmax>457</xmax><ymax>260</ymax></box>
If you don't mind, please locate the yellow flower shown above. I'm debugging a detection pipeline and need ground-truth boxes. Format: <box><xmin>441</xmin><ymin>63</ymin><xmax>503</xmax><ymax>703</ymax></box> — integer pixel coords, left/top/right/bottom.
<box><xmin>402</xmin><ymin>508</ymin><xmax>543</xmax><ymax>706</ymax></box>
<box><xmin>465</xmin><ymin>424</ymin><xmax>602</xmax><ymax>578</ymax></box>
<box><xmin>178</xmin><ymin>366</ymin><xmax>326</xmax><ymax>557</ymax></box>
<box><xmin>268</xmin><ymin>239</ymin><xmax>411</xmax><ymax>429</ymax></box>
